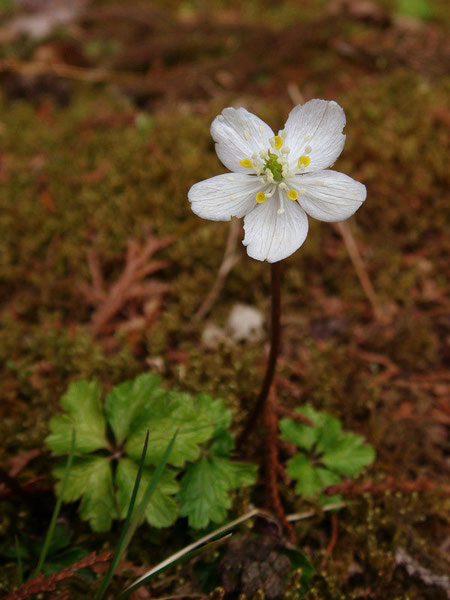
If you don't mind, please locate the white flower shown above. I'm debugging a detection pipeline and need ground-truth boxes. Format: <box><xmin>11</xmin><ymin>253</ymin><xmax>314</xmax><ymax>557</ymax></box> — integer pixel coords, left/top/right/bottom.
<box><xmin>188</xmin><ymin>100</ymin><xmax>367</xmax><ymax>263</ymax></box>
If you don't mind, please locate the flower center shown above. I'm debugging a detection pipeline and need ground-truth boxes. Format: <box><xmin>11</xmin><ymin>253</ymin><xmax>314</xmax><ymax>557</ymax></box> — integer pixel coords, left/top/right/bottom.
<box><xmin>264</xmin><ymin>153</ymin><xmax>284</xmax><ymax>182</ymax></box>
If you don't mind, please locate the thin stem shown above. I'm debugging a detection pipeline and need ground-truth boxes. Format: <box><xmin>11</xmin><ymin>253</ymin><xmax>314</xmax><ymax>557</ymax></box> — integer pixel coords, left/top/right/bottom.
<box><xmin>237</xmin><ymin>260</ymin><xmax>282</xmax><ymax>447</ymax></box>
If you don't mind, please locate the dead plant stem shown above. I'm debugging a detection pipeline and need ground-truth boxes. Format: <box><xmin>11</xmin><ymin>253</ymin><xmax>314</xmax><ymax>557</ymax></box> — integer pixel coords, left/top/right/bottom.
<box><xmin>237</xmin><ymin>261</ymin><xmax>282</xmax><ymax>447</ymax></box>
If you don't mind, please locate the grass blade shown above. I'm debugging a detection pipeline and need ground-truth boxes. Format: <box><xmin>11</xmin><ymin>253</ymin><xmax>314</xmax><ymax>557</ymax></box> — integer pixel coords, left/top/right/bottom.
<box><xmin>95</xmin><ymin>429</ymin><xmax>177</xmax><ymax>600</ymax></box>
<box><xmin>122</xmin><ymin>429</ymin><xmax>177</xmax><ymax>549</ymax></box>
<box><xmin>94</xmin><ymin>430</ymin><xmax>150</xmax><ymax>600</ymax></box>
<box><xmin>118</xmin><ymin>508</ymin><xmax>260</xmax><ymax>599</ymax></box>
<box><xmin>31</xmin><ymin>428</ymin><xmax>76</xmax><ymax>579</ymax></box>
<box><xmin>15</xmin><ymin>535</ymin><xmax>23</xmax><ymax>585</ymax></box>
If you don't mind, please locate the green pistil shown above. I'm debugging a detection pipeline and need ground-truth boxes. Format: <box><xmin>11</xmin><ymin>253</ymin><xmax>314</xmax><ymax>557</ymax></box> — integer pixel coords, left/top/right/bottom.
<box><xmin>264</xmin><ymin>152</ymin><xmax>283</xmax><ymax>182</ymax></box>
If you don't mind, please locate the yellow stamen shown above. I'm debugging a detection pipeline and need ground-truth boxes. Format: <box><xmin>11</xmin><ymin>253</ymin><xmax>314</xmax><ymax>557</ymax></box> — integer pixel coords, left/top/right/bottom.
<box><xmin>240</xmin><ymin>158</ymin><xmax>253</xmax><ymax>168</ymax></box>
<box><xmin>286</xmin><ymin>189</ymin><xmax>298</xmax><ymax>201</ymax></box>
<box><xmin>273</xmin><ymin>135</ymin><xmax>283</xmax><ymax>150</ymax></box>
<box><xmin>298</xmin><ymin>155</ymin><xmax>311</xmax><ymax>168</ymax></box>
<box><xmin>256</xmin><ymin>191</ymin><xmax>267</xmax><ymax>204</ymax></box>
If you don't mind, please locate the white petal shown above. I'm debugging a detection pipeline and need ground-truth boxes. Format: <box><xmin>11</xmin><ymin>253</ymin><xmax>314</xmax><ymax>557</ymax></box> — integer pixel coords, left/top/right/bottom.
<box><xmin>282</xmin><ymin>99</ymin><xmax>346</xmax><ymax>172</ymax></box>
<box><xmin>188</xmin><ymin>173</ymin><xmax>262</xmax><ymax>221</ymax></box>
<box><xmin>243</xmin><ymin>190</ymin><xmax>309</xmax><ymax>263</ymax></box>
<box><xmin>287</xmin><ymin>170</ymin><xmax>367</xmax><ymax>222</ymax></box>
<box><xmin>211</xmin><ymin>107</ymin><xmax>274</xmax><ymax>173</ymax></box>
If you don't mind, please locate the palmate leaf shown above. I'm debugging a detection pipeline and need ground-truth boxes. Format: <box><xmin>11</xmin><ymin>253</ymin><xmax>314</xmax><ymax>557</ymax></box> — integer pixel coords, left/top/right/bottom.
<box><xmin>116</xmin><ymin>458</ymin><xmax>179</xmax><ymax>528</ymax></box>
<box><xmin>279</xmin><ymin>406</ymin><xmax>343</xmax><ymax>453</ymax></box>
<box><xmin>125</xmin><ymin>392</ymin><xmax>214</xmax><ymax>467</ymax></box>
<box><xmin>105</xmin><ymin>373</ymin><xmax>164</xmax><ymax>444</ymax></box>
<box><xmin>322</xmin><ymin>433</ymin><xmax>375</xmax><ymax>476</ymax></box>
<box><xmin>46</xmin><ymin>380</ymin><xmax>108</xmax><ymax>454</ymax></box>
<box><xmin>179</xmin><ymin>455</ymin><xmax>257</xmax><ymax>529</ymax></box>
<box><xmin>53</xmin><ymin>456</ymin><xmax>117</xmax><ymax>532</ymax></box>
<box><xmin>286</xmin><ymin>454</ymin><xmax>341</xmax><ymax>498</ymax></box>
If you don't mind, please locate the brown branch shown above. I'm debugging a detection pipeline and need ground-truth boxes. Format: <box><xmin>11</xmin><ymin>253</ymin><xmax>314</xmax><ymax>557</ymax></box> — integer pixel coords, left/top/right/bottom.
<box><xmin>237</xmin><ymin>261</ymin><xmax>282</xmax><ymax>447</ymax></box>
<box><xmin>321</xmin><ymin>513</ymin><xmax>338</xmax><ymax>569</ymax></box>
<box><xmin>324</xmin><ymin>477</ymin><xmax>450</xmax><ymax>498</ymax></box>
<box><xmin>334</xmin><ymin>221</ymin><xmax>384</xmax><ymax>322</ymax></box>
<box><xmin>79</xmin><ymin>235</ymin><xmax>172</xmax><ymax>336</ymax></box>
<box><xmin>264</xmin><ymin>388</ymin><xmax>296</xmax><ymax>543</ymax></box>
<box><xmin>194</xmin><ymin>219</ymin><xmax>241</xmax><ymax>321</ymax></box>
<box><xmin>2</xmin><ymin>551</ymin><xmax>112</xmax><ymax>600</ymax></box>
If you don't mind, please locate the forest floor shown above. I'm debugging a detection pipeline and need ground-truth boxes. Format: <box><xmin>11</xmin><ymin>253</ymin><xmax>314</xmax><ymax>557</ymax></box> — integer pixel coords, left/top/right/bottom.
<box><xmin>0</xmin><ymin>0</ymin><xmax>449</xmax><ymax>598</ymax></box>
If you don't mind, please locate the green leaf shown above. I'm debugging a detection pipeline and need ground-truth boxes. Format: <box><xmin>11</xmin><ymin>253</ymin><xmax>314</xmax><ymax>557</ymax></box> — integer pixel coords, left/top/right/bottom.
<box><xmin>179</xmin><ymin>455</ymin><xmax>257</xmax><ymax>529</ymax></box>
<box><xmin>286</xmin><ymin>453</ymin><xmax>323</xmax><ymax>497</ymax></box>
<box><xmin>105</xmin><ymin>373</ymin><xmax>163</xmax><ymax>443</ymax></box>
<box><xmin>116</xmin><ymin>458</ymin><xmax>179</xmax><ymax>528</ymax></box>
<box><xmin>125</xmin><ymin>392</ymin><xmax>213</xmax><ymax>467</ymax></box>
<box><xmin>54</xmin><ymin>456</ymin><xmax>117</xmax><ymax>532</ymax></box>
<box><xmin>195</xmin><ymin>394</ymin><xmax>232</xmax><ymax>437</ymax></box>
<box><xmin>46</xmin><ymin>381</ymin><xmax>108</xmax><ymax>454</ymax></box>
<box><xmin>179</xmin><ymin>457</ymin><xmax>231</xmax><ymax>529</ymax></box>
<box><xmin>322</xmin><ymin>434</ymin><xmax>375</xmax><ymax>477</ymax></box>
<box><xmin>315</xmin><ymin>413</ymin><xmax>342</xmax><ymax>454</ymax></box>
<box><xmin>279</xmin><ymin>406</ymin><xmax>322</xmax><ymax>451</ymax></box>
<box><xmin>210</xmin><ymin>455</ymin><xmax>258</xmax><ymax>489</ymax></box>
<box><xmin>210</xmin><ymin>431</ymin><xmax>234</xmax><ymax>456</ymax></box>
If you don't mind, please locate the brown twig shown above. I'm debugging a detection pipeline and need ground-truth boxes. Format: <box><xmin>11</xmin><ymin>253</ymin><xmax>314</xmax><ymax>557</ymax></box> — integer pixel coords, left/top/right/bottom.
<box><xmin>2</xmin><ymin>551</ymin><xmax>112</xmax><ymax>600</ymax></box>
<box><xmin>321</xmin><ymin>513</ymin><xmax>338</xmax><ymax>569</ymax></box>
<box><xmin>194</xmin><ymin>219</ymin><xmax>241</xmax><ymax>321</ymax></box>
<box><xmin>264</xmin><ymin>388</ymin><xmax>296</xmax><ymax>543</ymax></box>
<box><xmin>324</xmin><ymin>477</ymin><xmax>450</xmax><ymax>498</ymax></box>
<box><xmin>334</xmin><ymin>221</ymin><xmax>384</xmax><ymax>322</ymax></box>
<box><xmin>237</xmin><ymin>261</ymin><xmax>282</xmax><ymax>447</ymax></box>
<box><xmin>79</xmin><ymin>235</ymin><xmax>172</xmax><ymax>336</ymax></box>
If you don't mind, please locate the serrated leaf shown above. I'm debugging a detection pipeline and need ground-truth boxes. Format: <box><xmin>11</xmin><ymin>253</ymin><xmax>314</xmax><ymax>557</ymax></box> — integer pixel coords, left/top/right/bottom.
<box><xmin>209</xmin><ymin>455</ymin><xmax>258</xmax><ymax>488</ymax></box>
<box><xmin>54</xmin><ymin>456</ymin><xmax>116</xmax><ymax>532</ymax></box>
<box><xmin>125</xmin><ymin>392</ymin><xmax>214</xmax><ymax>467</ymax></box>
<box><xmin>116</xmin><ymin>458</ymin><xmax>179</xmax><ymax>528</ymax></box>
<box><xmin>210</xmin><ymin>431</ymin><xmax>234</xmax><ymax>456</ymax></box>
<box><xmin>46</xmin><ymin>381</ymin><xmax>107</xmax><ymax>454</ymax></box>
<box><xmin>322</xmin><ymin>434</ymin><xmax>375</xmax><ymax>476</ymax></box>
<box><xmin>105</xmin><ymin>373</ymin><xmax>163</xmax><ymax>443</ymax></box>
<box><xmin>315</xmin><ymin>413</ymin><xmax>342</xmax><ymax>454</ymax></box>
<box><xmin>279</xmin><ymin>405</ymin><xmax>323</xmax><ymax>451</ymax></box>
<box><xmin>286</xmin><ymin>453</ymin><xmax>323</xmax><ymax>497</ymax></box>
<box><xmin>179</xmin><ymin>457</ymin><xmax>231</xmax><ymax>529</ymax></box>
<box><xmin>195</xmin><ymin>394</ymin><xmax>232</xmax><ymax>436</ymax></box>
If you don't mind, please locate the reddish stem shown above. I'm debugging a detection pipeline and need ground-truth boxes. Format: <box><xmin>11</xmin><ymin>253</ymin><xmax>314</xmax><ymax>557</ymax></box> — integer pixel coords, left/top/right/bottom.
<box><xmin>237</xmin><ymin>260</ymin><xmax>282</xmax><ymax>448</ymax></box>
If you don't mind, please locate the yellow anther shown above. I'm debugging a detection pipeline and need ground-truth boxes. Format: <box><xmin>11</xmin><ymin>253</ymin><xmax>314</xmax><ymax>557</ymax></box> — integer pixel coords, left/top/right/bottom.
<box><xmin>256</xmin><ymin>191</ymin><xmax>268</xmax><ymax>204</ymax></box>
<box><xmin>298</xmin><ymin>155</ymin><xmax>311</xmax><ymax>168</ymax></box>
<box><xmin>273</xmin><ymin>135</ymin><xmax>283</xmax><ymax>150</ymax></box>
<box><xmin>240</xmin><ymin>158</ymin><xmax>253</xmax><ymax>168</ymax></box>
<box><xmin>287</xmin><ymin>189</ymin><xmax>298</xmax><ymax>201</ymax></box>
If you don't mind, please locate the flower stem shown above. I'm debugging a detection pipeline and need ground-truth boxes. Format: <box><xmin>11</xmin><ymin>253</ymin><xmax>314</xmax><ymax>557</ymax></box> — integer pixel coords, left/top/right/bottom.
<box><xmin>237</xmin><ymin>260</ymin><xmax>282</xmax><ymax>447</ymax></box>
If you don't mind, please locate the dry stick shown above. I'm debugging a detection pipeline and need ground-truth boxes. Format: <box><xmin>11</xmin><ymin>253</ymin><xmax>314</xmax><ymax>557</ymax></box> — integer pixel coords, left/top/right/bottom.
<box><xmin>321</xmin><ymin>512</ymin><xmax>338</xmax><ymax>569</ymax></box>
<box><xmin>237</xmin><ymin>261</ymin><xmax>282</xmax><ymax>447</ymax></box>
<box><xmin>194</xmin><ymin>219</ymin><xmax>241</xmax><ymax>321</ymax></box>
<box><xmin>333</xmin><ymin>221</ymin><xmax>384</xmax><ymax>322</ymax></box>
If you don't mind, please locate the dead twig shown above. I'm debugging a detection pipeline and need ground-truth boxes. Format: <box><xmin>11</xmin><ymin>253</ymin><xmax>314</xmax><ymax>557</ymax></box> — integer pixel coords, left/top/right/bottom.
<box><xmin>321</xmin><ymin>513</ymin><xmax>339</xmax><ymax>569</ymax></box>
<box><xmin>395</xmin><ymin>548</ymin><xmax>450</xmax><ymax>599</ymax></box>
<box><xmin>324</xmin><ymin>477</ymin><xmax>450</xmax><ymax>498</ymax></box>
<box><xmin>79</xmin><ymin>235</ymin><xmax>172</xmax><ymax>336</ymax></box>
<box><xmin>264</xmin><ymin>387</ymin><xmax>296</xmax><ymax>543</ymax></box>
<box><xmin>194</xmin><ymin>219</ymin><xmax>241</xmax><ymax>321</ymax></box>
<box><xmin>334</xmin><ymin>221</ymin><xmax>384</xmax><ymax>322</ymax></box>
<box><xmin>2</xmin><ymin>551</ymin><xmax>112</xmax><ymax>600</ymax></box>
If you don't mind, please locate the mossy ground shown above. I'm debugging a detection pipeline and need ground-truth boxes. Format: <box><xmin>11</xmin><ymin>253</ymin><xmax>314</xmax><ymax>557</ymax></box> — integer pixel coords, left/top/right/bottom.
<box><xmin>0</xmin><ymin>0</ymin><xmax>449</xmax><ymax>598</ymax></box>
